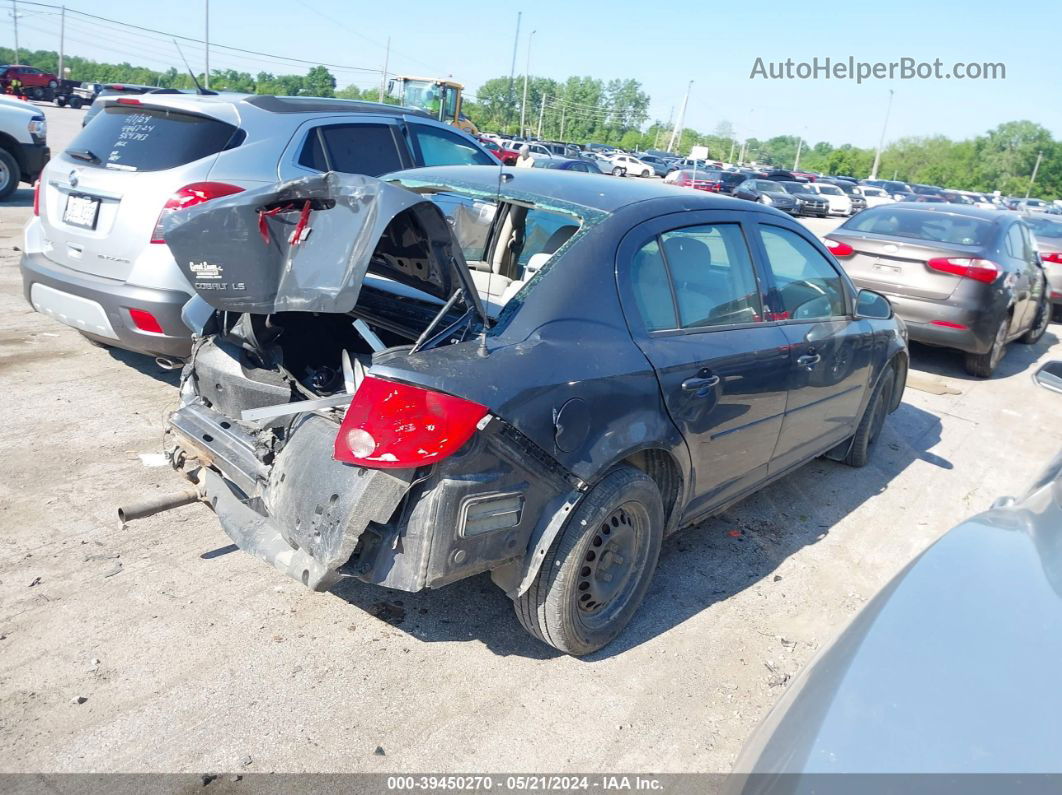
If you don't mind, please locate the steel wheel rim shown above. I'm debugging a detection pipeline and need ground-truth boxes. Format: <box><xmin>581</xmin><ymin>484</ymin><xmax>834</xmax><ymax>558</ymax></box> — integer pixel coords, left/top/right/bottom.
<box><xmin>0</xmin><ymin>159</ymin><xmax>11</xmax><ymax>190</ymax></box>
<box><xmin>574</xmin><ymin>501</ymin><xmax>649</xmax><ymax>629</ymax></box>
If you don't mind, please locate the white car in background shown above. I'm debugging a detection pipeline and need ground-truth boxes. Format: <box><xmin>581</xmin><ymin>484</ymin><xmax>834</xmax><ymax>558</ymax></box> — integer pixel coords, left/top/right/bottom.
<box><xmin>606</xmin><ymin>153</ymin><xmax>652</xmax><ymax>177</ymax></box>
<box><xmin>859</xmin><ymin>185</ymin><xmax>896</xmax><ymax>209</ymax></box>
<box><xmin>807</xmin><ymin>182</ymin><xmax>854</xmax><ymax>215</ymax></box>
<box><xmin>501</xmin><ymin>140</ymin><xmax>553</xmax><ymax>159</ymax></box>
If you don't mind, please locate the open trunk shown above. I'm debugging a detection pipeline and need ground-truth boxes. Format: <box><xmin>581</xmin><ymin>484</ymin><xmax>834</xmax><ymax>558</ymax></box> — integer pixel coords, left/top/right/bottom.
<box><xmin>163</xmin><ymin>173</ymin><xmax>494</xmax><ymax>589</ymax></box>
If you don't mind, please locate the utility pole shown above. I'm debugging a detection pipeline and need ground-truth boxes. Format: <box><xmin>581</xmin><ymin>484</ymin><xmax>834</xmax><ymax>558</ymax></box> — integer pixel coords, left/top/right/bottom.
<box><xmin>738</xmin><ymin>140</ymin><xmax>747</xmax><ymax>165</ymax></box>
<box><xmin>203</xmin><ymin>0</ymin><xmax>210</xmax><ymax>89</ymax></box>
<box><xmin>869</xmin><ymin>88</ymin><xmax>894</xmax><ymax>180</ymax></box>
<box><xmin>1025</xmin><ymin>151</ymin><xmax>1044</xmax><ymax>200</ymax></box>
<box><xmin>506</xmin><ymin>12</ymin><xmax>521</xmax><ymax>135</ymax></box>
<box><xmin>559</xmin><ymin>104</ymin><xmax>566</xmax><ymax>140</ymax></box>
<box><xmin>537</xmin><ymin>93</ymin><xmax>545</xmax><ymax>138</ymax></box>
<box><xmin>793</xmin><ymin>136</ymin><xmax>803</xmax><ymax>171</ymax></box>
<box><xmin>11</xmin><ymin>0</ymin><xmax>18</xmax><ymax>64</ymax></box>
<box><xmin>727</xmin><ymin>140</ymin><xmax>735</xmax><ymax>162</ymax></box>
<box><xmin>57</xmin><ymin>5</ymin><xmax>64</xmax><ymax>82</ymax></box>
<box><xmin>666</xmin><ymin>80</ymin><xmax>692</xmax><ymax>153</ymax></box>
<box><xmin>378</xmin><ymin>37</ymin><xmax>390</xmax><ymax>103</ymax></box>
<box><xmin>519</xmin><ymin>29</ymin><xmax>535</xmax><ymax>137</ymax></box>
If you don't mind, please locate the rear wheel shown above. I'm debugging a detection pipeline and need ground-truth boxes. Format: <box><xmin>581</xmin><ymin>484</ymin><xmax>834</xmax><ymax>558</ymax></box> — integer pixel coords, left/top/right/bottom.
<box><xmin>611</xmin><ymin>166</ymin><xmax>624</xmax><ymax>177</ymax></box>
<box><xmin>964</xmin><ymin>315</ymin><xmax>1010</xmax><ymax>378</ymax></box>
<box><xmin>844</xmin><ymin>366</ymin><xmax>895</xmax><ymax>467</ymax></box>
<box><xmin>1018</xmin><ymin>294</ymin><xmax>1050</xmax><ymax>345</ymax></box>
<box><xmin>0</xmin><ymin>148</ymin><xmax>19</xmax><ymax>201</ymax></box>
<box><xmin>514</xmin><ymin>466</ymin><xmax>663</xmax><ymax>656</ymax></box>
<box><xmin>68</xmin><ymin>96</ymin><xmax>83</xmax><ymax>109</ymax></box>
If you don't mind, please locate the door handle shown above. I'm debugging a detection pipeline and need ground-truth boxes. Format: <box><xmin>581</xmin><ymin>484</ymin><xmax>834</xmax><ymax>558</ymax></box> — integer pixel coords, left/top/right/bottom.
<box><xmin>797</xmin><ymin>353</ymin><xmax>821</xmax><ymax>368</ymax></box>
<box><xmin>682</xmin><ymin>374</ymin><xmax>721</xmax><ymax>392</ymax></box>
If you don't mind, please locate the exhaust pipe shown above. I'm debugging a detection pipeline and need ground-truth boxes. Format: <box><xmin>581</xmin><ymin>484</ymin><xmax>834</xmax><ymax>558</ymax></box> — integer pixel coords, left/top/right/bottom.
<box><xmin>118</xmin><ymin>487</ymin><xmax>199</xmax><ymax>523</ymax></box>
<box><xmin>155</xmin><ymin>357</ymin><xmax>183</xmax><ymax>371</ymax></box>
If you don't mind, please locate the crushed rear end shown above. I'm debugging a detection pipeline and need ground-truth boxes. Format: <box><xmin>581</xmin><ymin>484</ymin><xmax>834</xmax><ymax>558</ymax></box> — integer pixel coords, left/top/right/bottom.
<box><xmin>158</xmin><ymin>172</ymin><xmax>582</xmax><ymax>593</ymax></box>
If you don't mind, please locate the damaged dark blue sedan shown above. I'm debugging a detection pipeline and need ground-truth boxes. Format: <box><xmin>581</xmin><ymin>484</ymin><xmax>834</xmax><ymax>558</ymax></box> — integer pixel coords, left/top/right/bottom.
<box><xmin>144</xmin><ymin>166</ymin><xmax>908</xmax><ymax>655</ymax></box>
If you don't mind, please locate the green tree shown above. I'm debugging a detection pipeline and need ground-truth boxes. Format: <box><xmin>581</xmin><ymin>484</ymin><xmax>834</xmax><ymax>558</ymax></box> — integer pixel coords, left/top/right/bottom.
<box><xmin>302</xmin><ymin>66</ymin><xmax>336</xmax><ymax>98</ymax></box>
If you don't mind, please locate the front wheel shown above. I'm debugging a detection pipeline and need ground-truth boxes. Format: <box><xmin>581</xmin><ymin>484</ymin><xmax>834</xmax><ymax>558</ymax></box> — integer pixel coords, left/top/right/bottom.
<box><xmin>0</xmin><ymin>148</ymin><xmax>19</xmax><ymax>201</ymax></box>
<box><xmin>31</xmin><ymin>87</ymin><xmax>44</xmax><ymax>99</ymax></box>
<box><xmin>514</xmin><ymin>466</ymin><xmax>663</xmax><ymax>656</ymax></box>
<box><xmin>844</xmin><ymin>366</ymin><xmax>896</xmax><ymax>467</ymax></box>
<box><xmin>611</xmin><ymin>166</ymin><xmax>624</xmax><ymax>177</ymax></box>
<box><xmin>68</xmin><ymin>96</ymin><xmax>83</xmax><ymax>109</ymax></box>
<box><xmin>1018</xmin><ymin>294</ymin><xmax>1050</xmax><ymax>345</ymax></box>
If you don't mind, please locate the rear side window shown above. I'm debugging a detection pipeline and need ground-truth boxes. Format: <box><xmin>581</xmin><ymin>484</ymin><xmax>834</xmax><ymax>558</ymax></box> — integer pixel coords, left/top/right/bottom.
<box><xmin>842</xmin><ymin>207</ymin><xmax>994</xmax><ymax>247</ymax></box>
<box><xmin>68</xmin><ymin>104</ymin><xmax>239</xmax><ymax>172</ymax></box>
<box><xmin>410</xmin><ymin>124</ymin><xmax>495</xmax><ymax>167</ymax></box>
<box><xmin>299</xmin><ymin>124</ymin><xmax>404</xmax><ymax>176</ymax></box>
<box><xmin>630</xmin><ymin>224</ymin><xmax>763</xmax><ymax>331</ymax></box>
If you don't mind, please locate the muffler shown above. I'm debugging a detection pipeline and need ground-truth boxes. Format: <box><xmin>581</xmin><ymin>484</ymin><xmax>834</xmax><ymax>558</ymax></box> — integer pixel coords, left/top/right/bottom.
<box><xmin>118</xmin><ymin>487</ymin><xmax>200</xmax><ymax>523</ymax></box>
<box><xmin>155</xmin><ymin>357</ymin><xmax>183</xmax><ymax>371</ymax></box>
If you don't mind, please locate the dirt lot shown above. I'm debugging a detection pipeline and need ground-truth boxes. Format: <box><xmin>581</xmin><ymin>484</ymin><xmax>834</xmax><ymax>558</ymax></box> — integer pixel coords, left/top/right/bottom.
<box><xmin>2</xmin><ymin>105</ymin><xmax>1061</xmax><ymax>773</ymax></box>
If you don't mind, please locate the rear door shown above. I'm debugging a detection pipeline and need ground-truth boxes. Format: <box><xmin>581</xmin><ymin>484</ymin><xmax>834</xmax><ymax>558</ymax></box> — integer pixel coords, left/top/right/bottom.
<box><xmin>751</xmin><ymin>222</ymin><xmax>874</xmax><ymax>472</ymax></box>
<box><xmin>1004</xmin><ymin>221</ymin><xmax>1036</xmax><ymax>331</ymax></box>
<box><xmin>39</xmin><ymin>101</ymin><xmax>242</xmax><ymax>283</ymax></box>
<box><xmin>617</xmin><ymin>211</ymin><xmax>790</xmax><ymax>519</ymax></box>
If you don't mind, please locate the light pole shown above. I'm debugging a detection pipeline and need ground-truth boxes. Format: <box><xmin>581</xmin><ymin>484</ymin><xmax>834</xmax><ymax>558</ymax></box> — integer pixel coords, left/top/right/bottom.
<box><xmin>666</xmin><ymin>80</ymin><xmax>692</xmax><ymax>153</ymax></box>
<box><xmin>11</xmin><ymin>0</ymin><xmax>19</xmax><ymax>64</ymax></box>
<box><xmin>519</xmin><ymin>29</ymin><xmax>535</xmax><ymax>138</ymax></box>
<box><xmin>203</xmin><ymin>0</ymin><xmax>210</xmax><ymax>89</ymax></box>
<box><xmin>869</xmin><ymin>89</ymin><xmax>894</xmax><ymax>180</ymax></box>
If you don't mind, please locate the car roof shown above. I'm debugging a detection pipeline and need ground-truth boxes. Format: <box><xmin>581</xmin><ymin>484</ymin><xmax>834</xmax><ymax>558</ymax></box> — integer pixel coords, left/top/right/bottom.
<box><xmin>101</xmin><ymin>91</ymin><xmax>432</xmax><ymax>121</ymax></box>
<box><xmin>388</xmin><ymin>165</ymin><xmax>757</xmax><ymax>214</ymax></box>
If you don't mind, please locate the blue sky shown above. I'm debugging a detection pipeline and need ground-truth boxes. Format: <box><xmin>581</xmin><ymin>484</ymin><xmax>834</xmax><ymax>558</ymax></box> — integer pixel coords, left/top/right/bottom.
<box><xmin>12</xmin><ymin>0</ymin><xmax>1060</xmax><ymax>146</ymax></box>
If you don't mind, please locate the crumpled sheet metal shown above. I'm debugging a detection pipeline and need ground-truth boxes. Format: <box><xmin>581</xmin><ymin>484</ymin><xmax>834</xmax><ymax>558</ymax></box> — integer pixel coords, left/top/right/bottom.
<box><xmin>163</xmin><ymin>171</ymin><xmax>454</xmax><ymax>315</ymax></box>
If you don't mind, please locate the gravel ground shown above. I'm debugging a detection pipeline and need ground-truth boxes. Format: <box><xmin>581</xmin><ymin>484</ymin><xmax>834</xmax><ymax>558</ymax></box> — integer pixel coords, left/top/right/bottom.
<box><xmin>1</xmin><ymin>104</ymin><xmax>1061</xmax><ymax>774</ymax></box>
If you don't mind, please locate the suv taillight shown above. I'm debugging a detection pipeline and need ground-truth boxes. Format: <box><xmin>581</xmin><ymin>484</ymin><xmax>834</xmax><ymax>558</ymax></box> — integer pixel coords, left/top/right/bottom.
<box><xmin>150</xmin><ymin>182</ymin><xmax>244</xmax><ymax>244</ymax></box>
<box><xmin>1044</xmin><ymin>252</ymin><xmax>1062</xmax><ymax>264</ymax></box>
<box><xmin>926</xmin><ymin>257</ymin><xmax>1000</xmax><ymax>284</ymax></box>
<box><xmin>334</xmin><ymin>376</ymin><xmax>488</xmax><ymax>469</ymax></box>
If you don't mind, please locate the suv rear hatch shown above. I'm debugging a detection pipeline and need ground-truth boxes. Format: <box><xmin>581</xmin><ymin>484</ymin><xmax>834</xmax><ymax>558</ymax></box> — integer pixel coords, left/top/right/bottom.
<box><xmin>40</xmin><ymin>100</ymin><xmax>243</xmax><ymax>282</ymax></box>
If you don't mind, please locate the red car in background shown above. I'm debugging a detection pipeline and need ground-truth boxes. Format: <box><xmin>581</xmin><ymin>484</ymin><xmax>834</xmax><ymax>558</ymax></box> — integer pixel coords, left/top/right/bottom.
<box><xmin>478</xmin><ymin>137</ymin><xmax>519</xmax><ymax>165</ymax></box>
<box><xmin>0</xmin><ymin>65</ymin><xmax>59</xmax><ymax>98</ymax></box>
<box><xmin>665</xmin><ymin>169</ymin><xmax>724</xmax><ymax>191</ymax></box>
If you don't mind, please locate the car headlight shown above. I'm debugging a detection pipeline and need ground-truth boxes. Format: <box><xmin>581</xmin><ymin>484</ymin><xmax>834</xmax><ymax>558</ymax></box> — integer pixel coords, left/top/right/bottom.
<box><xmin>27</xmin><ymin>116</ymin><xmax>46</xmax><ymax>139</ymax></box>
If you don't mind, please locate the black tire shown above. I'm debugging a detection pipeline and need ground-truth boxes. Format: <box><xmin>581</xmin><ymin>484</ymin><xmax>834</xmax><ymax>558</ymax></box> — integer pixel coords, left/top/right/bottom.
<box><xmin>964</xmin><ymin>315</ymin><xmax>1009</xmax><ymax>378</ymax></box>
<box><xmin>68</xmin><ymin>95</ymin><xmax>82</xmax><ymax>109</ymax></box>
<box><xmin>844</xmin><ymin>366</ymin><xmax>896</xmax><ymax>468</ymax></box>
<box><xmin>1052</xmin><ymin>304</ymin><xmax>1062</xmax><ymax>324</ymax></box>
<box><xmin>47</xmin><ymin>80</ymin><xmax>58</xmax><ymax>89</ymax></box>
<box><xmin>514</xmin><ymin>466</ymin><xmax>663</xmax><ymax>656</ymax></box>
<box><xmin>1019</xmin><ymin>294</ymin><xmax>1050</xmax><ymax>344</ymax></box>
<box><xmin>0</xmin><ymin>148</ymin><xmax>20</xmax><ymax>201</ymax></box>
<box><xmin>611</xmin><ymin>166</ymin><xmax>624</xmax><ymax>177</ymax></box>
<box><xmin>31</xmin><ymin>86</ymin><xmax>43</xmax><ymax>99</ymax></box>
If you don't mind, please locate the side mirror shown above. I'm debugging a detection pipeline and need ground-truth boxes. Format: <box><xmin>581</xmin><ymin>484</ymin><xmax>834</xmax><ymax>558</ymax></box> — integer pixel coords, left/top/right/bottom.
<box><xmin>1033</xmin><ymin>361</ymin><xmax>1062</xmax><ymax>394</ymax></box>
<box><xmin>855</xmin><ymin>289</ymin><xmax>893</xmax><ymax>320</ymax></box>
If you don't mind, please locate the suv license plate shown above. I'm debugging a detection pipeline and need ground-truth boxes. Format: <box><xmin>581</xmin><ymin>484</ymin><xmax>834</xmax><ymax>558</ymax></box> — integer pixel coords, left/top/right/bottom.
<box><xmin>63</xmin><ymin>194</ymin><xmax>100</xmax><ymax>230</ymax></box>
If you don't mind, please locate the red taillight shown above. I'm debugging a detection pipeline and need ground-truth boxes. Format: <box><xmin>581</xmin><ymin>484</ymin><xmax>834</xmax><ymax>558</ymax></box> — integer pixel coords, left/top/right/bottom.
<box><xmin>129</xmin><ymin>308</ymin><xmax>163</xmax><ymax>334</ymax></box>
<box><xmin>150</xmin><ymin>182</ymin><xmax>244</xmax><ymax>244</ymax></box>
<box><xmin>334</xmin><ymin>376</ymin><xmax>488</xmax><ymax>469</ymax></box>
<box><xmin>115</xmin><ymin>97</ymin><xmax>140</xmax><ymax>105</ymax></box>
<box><xmin>1044</xmin><ymin>252</ymin><xmax>1062</xmax><ymax>264</ymax></box>
<box><xmin>32</xmin><ymin>179</ymin><xmax>40</xmax><ymax>216</ymax></box>
<box><xmin>926</xmin><ymin>257</ymin><xmax>1000</xmax><ymax>284</ymax></box>
<box><xmin>826</xmin><ymin>240</ymin><xmax>854</xmax><ymax>257</ymax></box>
<box><xmin>931</xmin><ymin>320</ymin><xmax>968</xmax><ymax>330</ymax></box>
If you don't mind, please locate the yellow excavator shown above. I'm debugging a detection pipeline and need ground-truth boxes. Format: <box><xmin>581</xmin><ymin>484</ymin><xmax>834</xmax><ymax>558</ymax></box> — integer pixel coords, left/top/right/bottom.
<box><xmin>391</xmin><ymin>76</ymin><xmax>478</xmax><ymax>135</ymax></box>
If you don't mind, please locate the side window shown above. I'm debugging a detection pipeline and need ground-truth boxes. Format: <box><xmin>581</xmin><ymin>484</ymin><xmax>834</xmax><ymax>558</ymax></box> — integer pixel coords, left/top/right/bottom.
<box><xmin>1006</xmin><ymin>224</ymin><xmax>1029</xmax><ymax>261</ymax></box>
<box><xmin>298</xmin><ymin>124</ymin><xmax>404</xmax><ymax>176</ymax></box>
<box><xmin>631</xmin><ymin>239</ymin><xmax>678</xmax><ymax>331</ymax></box>
<box><xmin>758</xmin><ymin>225</ymin><xmax>846</xmax><ymax>320</ymax></box>
<box><xmin>410</xmin><ymin>124</ymin><xmax>495</xmax><ymax>167</ymax></box>
<box><xmin>661</xmin><ymin>225</ymin><xmax>763</xmax><ymax>328</ymax></box>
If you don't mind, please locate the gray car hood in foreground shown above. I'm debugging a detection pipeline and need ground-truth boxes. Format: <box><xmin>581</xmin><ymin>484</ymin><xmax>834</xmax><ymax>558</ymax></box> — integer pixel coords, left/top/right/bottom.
<box><xmin>162</xmin><ymin>172</ymin><xmax>467</xmax><ymax>315</ymax></box>
<box><xmin>733</xmin><ymin>452</ymin><xmax>1062</xmax><ymax>789</ymax></box>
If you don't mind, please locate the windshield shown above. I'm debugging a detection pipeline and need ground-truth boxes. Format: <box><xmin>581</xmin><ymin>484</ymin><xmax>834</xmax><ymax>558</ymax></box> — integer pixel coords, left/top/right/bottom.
<box><xmin>781</xmin><ymin>182</ymin><xmax>808</xmax><ymax>193</ymax></box>
<box><xmin>842</xmin><ymin>207</ymin><xmax>995</xmax><ymax>246</ymax></box>
<box><xmin>818</xmin><ymin>185</ymin><xmax>843</xmax><ymax>196</ymax></box>
<box><xmin>883</xmin><ymin>181</ymin><xmax>913</xmax><ymax>193</ymax></box>
<box><xmin>1026</xmin><ymin>216</ymin><xmax>1062</xmax><ymax>239</ymax></box>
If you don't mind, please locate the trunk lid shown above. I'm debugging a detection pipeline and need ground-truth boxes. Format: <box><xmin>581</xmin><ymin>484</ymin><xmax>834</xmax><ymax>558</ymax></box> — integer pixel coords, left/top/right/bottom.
<box><xmin>830</xmin><ymin>231</ymin><xmax>984</xmax><ymax>301</ymax></box>
<box><xmin>39</xmin><ymin>101</ymin><xmax>242</xmax><ymax>283</ymax></box>
<box><xmin>163</xmin><ymin>172</ymin><xmax>481</xmax><ymax>316</ymax></box>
